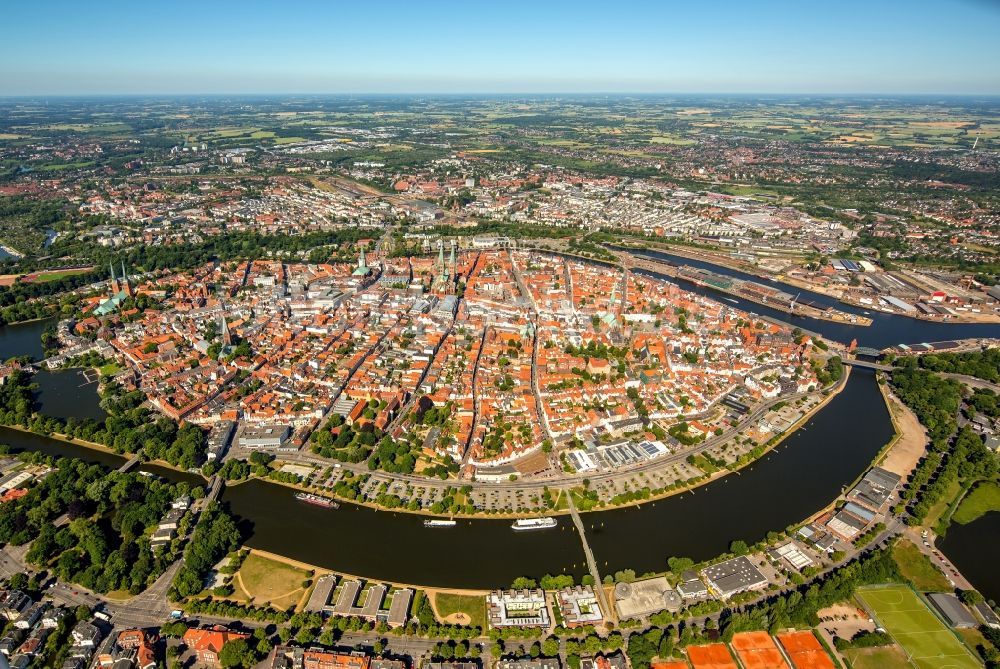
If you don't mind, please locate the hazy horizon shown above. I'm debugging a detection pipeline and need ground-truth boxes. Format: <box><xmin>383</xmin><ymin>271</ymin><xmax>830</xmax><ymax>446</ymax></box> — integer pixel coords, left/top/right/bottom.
<box><xmin>2</xmin><ymin>0</ymin><xmax>999</xmax><ymax>96</ymax></box>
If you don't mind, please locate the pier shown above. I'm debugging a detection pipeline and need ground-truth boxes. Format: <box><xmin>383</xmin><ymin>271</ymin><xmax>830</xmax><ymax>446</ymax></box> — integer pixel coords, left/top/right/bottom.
<box><xmin>566</xmin><ymin>492</ymin><xmax>613</xmax><ymax>622</ymax></box>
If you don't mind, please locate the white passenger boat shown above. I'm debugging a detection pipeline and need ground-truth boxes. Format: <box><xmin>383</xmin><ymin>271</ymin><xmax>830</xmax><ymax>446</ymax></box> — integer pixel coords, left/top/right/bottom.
<box><xmin>511</xmin><ymin>517</ymin><xmax>557</xmax><ymax>531</ymax></box>
<box><xmin>423</xmin><ymin>519</ymin><xmax>457</xmax><ymax>528</ymax></box>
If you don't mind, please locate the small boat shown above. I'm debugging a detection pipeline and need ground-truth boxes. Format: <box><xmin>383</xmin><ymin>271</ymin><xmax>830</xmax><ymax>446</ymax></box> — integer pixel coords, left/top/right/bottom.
<box><xmin>512</xmin><ymin>517</ymin><xmax>557</xmax><ymax>531</ymax></box>
<box><xmin>295</xmin><ymin>492</ymin><xmax>339</xmax><ymax>509</ymax></box>
<box><xmin>723</xmin><ymin>298</ymin><xmax>739</xmax><ymax>304</ymax></box>
<box><xmin>424</xmin><ymin>519</ymin><xmax>457</xmax><ymax>528</ymax></box>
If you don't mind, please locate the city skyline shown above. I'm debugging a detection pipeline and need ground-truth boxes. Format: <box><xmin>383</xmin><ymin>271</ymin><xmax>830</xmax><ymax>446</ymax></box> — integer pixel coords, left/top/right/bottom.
<box><xmin>2</xmin><ymin>0</ymin><xmax>1000</xmax><ymax>95</ymax></box>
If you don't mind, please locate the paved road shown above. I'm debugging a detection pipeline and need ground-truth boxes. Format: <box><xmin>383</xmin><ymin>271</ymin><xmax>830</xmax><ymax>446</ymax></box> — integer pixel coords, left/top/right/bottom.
<box><xmin>908</xmin><ymin>526</ymin><xmax>974</xmax><ymax>591</ymax></box>
<box><xmin>940</xmin><ymin>372</ymin><xmax>1000</xmax><ymax>393</ymax></box>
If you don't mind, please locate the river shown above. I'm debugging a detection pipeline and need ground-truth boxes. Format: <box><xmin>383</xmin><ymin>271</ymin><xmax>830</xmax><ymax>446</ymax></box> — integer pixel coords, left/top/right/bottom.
<box><xmin>938</xmin><ymin>513</ymin><xmax>1000</xmax><ymax>603</ymax></box>
<box><xmin>0</xmin><ymin>318</ymin><xmax>53</xmax><ymax>361</ymax></box>
<box><xmin>624</xmin><ymin>248</ymin><xmax>1000</xmax><ymax>350</ymax></box>
<box><xmin>0</xmin><ymin>265</ymin><xmax>995</xmax><ymax>589</ymax></box>
<box><xmin>221</xmin><ymin>369</ymin><xmax>892</xmax><ymax>588</ymax></box>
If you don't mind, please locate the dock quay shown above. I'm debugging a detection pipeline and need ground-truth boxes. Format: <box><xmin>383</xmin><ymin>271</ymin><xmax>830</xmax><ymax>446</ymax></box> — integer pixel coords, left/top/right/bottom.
<box><xmin>619</xmin><ymin>253</ymin><xmax>872</xmax><ymax>326</ymax></box>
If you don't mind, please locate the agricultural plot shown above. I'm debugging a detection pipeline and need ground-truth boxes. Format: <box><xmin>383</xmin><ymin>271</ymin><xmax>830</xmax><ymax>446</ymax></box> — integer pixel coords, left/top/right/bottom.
<box><xmin>857</xmin><ymin>585</ymin><xmax>982</xmax><ymax>669</ymax></box>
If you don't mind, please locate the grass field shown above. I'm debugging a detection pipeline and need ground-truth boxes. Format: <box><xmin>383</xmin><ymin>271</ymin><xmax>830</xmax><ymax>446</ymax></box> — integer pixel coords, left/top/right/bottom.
<box><xmin>233</xmin><ymin>552</ymin><xmax>311</xmax><ymax>610</ymax></box>
<box><xmin>843</xmin><ymin>645</ymin><xmax>913</xmax><ymax>669</ymax></box>
<box><xmin>98</xmin><ymin>362</ymin><xmax>123</xmax><ymax>376</ymax></box>
<box><xmin>432</xmin><ymin>592</ymin><xmax>486</xmax><ymax>629</ymax></box>
<box><xmin>951</xmin><ymin>481</ymin><xmax>1000</xmax><ymax>525</ymax></box>
<box><xmin>28</xmin><ymin>268</ymin><xmax>93</xmax><ymax>283</ymax></box>
<box><xmin>857</xmin><ymin>585</ymin><xmax>981</xmax><ymax>669</ymax></box>
<box><xmin>891</xmin><ymin>539</ymin><xmax>952</xmax><ymax>592</ymax></box>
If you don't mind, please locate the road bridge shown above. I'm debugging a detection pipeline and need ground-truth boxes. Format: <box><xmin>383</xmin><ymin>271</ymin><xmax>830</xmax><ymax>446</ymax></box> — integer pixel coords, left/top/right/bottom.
<box><xmin>205</xmin><ymin>475</ymin><xmax>224</xmax><ymax>502</ymax></box>
<box><xmin>842</xmin><ymin>359</ymin><xmax>894</xmax><ymax>372</ymax></box>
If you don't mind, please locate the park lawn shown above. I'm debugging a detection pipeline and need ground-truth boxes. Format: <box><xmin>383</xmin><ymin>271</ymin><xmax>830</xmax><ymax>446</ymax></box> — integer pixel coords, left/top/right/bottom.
<box><xmin>951</xmin><ymin>481</ymin><xmax>1000</xmax><ymax>525</ymax></box>
<box><xmin>924</xmin><ymin>476</ymin><xmax>964</xmax><ymax>530</ymax></box>
<box><xmin>233</xmin><ymin>552</ymin><xmax>311</xmax><ymax>610</ymax></box>
<box><xmin>857</xmin><ymin>585</ymin><xmax>981</xmax><ymax>669</ymax></box>
<box><xmin>891</xmin><ymin>539</ymin><xmax>951</xmax><ymax>592</ymax></box>
<box><xmin>98</xmin><ymin>362</ymin><xmax>123</xmax><ymax>376</ymax></box>
<box><xmin>842</xmin><ymin>645</ymin><xmax>912</xmax><ymax>669</ymax></box>
<box><xmin>432</xmin><ymin>592</ymin><xmax>486</xmax><ymax>629</ymax></box>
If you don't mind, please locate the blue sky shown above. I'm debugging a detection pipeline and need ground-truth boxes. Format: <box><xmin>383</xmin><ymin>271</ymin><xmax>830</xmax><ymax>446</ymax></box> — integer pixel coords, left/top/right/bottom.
<box><xmin>2</xmin><ymin>0</ymin><xmax>999</xmax><ymax>95</ymax></box>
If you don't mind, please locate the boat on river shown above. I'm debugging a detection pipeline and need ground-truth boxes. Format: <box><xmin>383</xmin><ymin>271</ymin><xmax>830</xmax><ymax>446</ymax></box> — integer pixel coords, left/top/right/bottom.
<box><xmin>512</xmin><ymin>517</ymin><xmax>557</xmax><ymax>531</ymax></box>
<box><xmin>295</xmin><ymin>492</ymin><xmax>339</xmax><ymax>509</ymax></box>
<box><xmin>424</xmin><ymin>519</ymin><xmax>457</xmax><ymax>528</ymax></box>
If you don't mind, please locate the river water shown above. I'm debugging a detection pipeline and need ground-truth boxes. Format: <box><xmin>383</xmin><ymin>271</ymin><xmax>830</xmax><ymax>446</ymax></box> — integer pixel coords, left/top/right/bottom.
<box><xmin>625</xmin><ymin>248</ymin><xmax>1000</xmax><ymax>350</ymax></box>
<box><xmin>0</xmin><ymin>249</ymin><xmax>996</xmax><ymax>589</ymax></box>
<box><xmin>938</xmin><ymin>513</ymin><xmax>1000</xmax><ymax>603</ymax></box>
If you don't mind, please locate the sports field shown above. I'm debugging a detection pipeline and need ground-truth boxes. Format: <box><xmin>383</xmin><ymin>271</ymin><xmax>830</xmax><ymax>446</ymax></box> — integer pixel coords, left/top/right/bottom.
<box><xmin>687</xmin><ymin>643</ymin><xmax>737</xmax><ymax>669</ymax></box>
<box><xmin>857</xmin><ymin>585</ymin><xmax>982</xmax><ymax>669</ymax></box>
<box><xmin>775</xmin><ymin>631</ymin><xmax>835</xmax><ymax>669</ymax></box>
<box><xmin>730</xmin><ymin>631</ymin><xmax>788</xmax><ymax>669</ymax></box>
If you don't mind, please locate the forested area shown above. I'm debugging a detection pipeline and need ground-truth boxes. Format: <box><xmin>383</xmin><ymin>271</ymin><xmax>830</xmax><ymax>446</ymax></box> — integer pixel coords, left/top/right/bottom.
<box><xmin>918</xmin><ymin>347</ymin><xmax>1000</xmax><ymax>383</ymax></box>
<box><xmin>890</xmin><ymin>362</ymin><xmax>998</xmax><ymax>525</ymax></box>
<box><xmin>171</xmin><ymin>501</ymin><xmax>242</xmax><ymax>599</ymax></box>
<box><xmin>0</xmin><ymin>196</ymin><xmax>65</xmax><ymax>253</ymax></box>
<box><xmin>16</xmin><ymin>228</ymin><xmax>372</xmax><ymax>275</ymax></box>
<box><xmin>0</xmin><ymin>452</ymin><xmax>192</xmax><ymax>594</ymax></box>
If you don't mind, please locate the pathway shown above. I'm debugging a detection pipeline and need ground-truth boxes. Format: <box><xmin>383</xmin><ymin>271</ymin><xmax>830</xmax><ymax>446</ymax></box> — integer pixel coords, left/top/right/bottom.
<box><xmin>565</xmin><ymin>493</ymin><xmax>612</xmax><ymax>621</ymax></box>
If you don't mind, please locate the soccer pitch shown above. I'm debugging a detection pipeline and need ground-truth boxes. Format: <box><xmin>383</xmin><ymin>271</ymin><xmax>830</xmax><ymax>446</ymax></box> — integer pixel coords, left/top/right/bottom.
<box><xmin>857</xmin><ymin>585</ymin><xmax>982</xmax><ymax>669</ymax></box>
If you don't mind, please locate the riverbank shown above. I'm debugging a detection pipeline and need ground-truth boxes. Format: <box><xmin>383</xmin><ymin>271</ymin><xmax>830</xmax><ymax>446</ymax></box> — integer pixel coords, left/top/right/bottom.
<box><xmin>0</xmin><ymin>421</ymin><xmax>207</xmax><ymax>482</ymax></box>
<box><xmin>250</xmin><ymin>374</ymin><xmax>852</xmax><ymax>521</ymax></box>
<box><xmin>873</xmin><ymin>378</ymin><xmax>927</xmax><ymax>480</ymax></box>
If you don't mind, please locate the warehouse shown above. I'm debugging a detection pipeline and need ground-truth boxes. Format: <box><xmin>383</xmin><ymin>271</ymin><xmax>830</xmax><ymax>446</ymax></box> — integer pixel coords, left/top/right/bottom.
<box><xmin>928</xmin><ymin>593</ymin><xmax>978</xmax><ymax>629</ymax></box>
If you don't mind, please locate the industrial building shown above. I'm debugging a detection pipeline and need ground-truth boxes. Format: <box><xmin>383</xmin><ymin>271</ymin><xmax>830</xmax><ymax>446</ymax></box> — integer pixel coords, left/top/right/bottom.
<box><xmin>701</xmin><ymin>556</ymin><xmax>769</xmax><ymax>599</ymax></box>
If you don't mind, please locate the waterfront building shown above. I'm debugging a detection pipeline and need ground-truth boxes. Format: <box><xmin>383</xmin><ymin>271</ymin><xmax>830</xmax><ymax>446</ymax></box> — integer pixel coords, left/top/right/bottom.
<box><xmin>701</xmin><ymin>556</ymin><xmax>769</xmax><ymax>599</ymax></box>
<box><xmin>556</xmin><ymin>585</ymin><xmax>604</xmax><ymax>627</ymax></box>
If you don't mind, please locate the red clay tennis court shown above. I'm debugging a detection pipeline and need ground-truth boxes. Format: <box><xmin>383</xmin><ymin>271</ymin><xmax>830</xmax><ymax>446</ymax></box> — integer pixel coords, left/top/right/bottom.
<box><xmin>730</xmin><ymin>632</ymin><xmax>789</xmax><ymax>669</ymax></box>
<box><xmin>687</xmin><ymin>643</ymin><xmax>738</xmax><ymax>669</ymax></box>
<box><xmin>650</xmin><ymin>662</ymin><xmax>690</xmax><ymax>669</ymax></box>
<box><xmin>775</xmin><ymin>631</ymin><xmax>836</xmax><ymax>669</ymax></box>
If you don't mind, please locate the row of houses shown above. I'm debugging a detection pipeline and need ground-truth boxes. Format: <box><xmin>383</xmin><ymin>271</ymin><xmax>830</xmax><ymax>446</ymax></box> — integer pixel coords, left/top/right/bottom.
<box><xmin>305</xmin><ymin>576</ymin><xmax>414</xmax><ymax>628</ymax></box>
<box><xmin>0</xmin><ymin>588</ymin><xmax>110</xmax><ymax>669</ymax></box>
